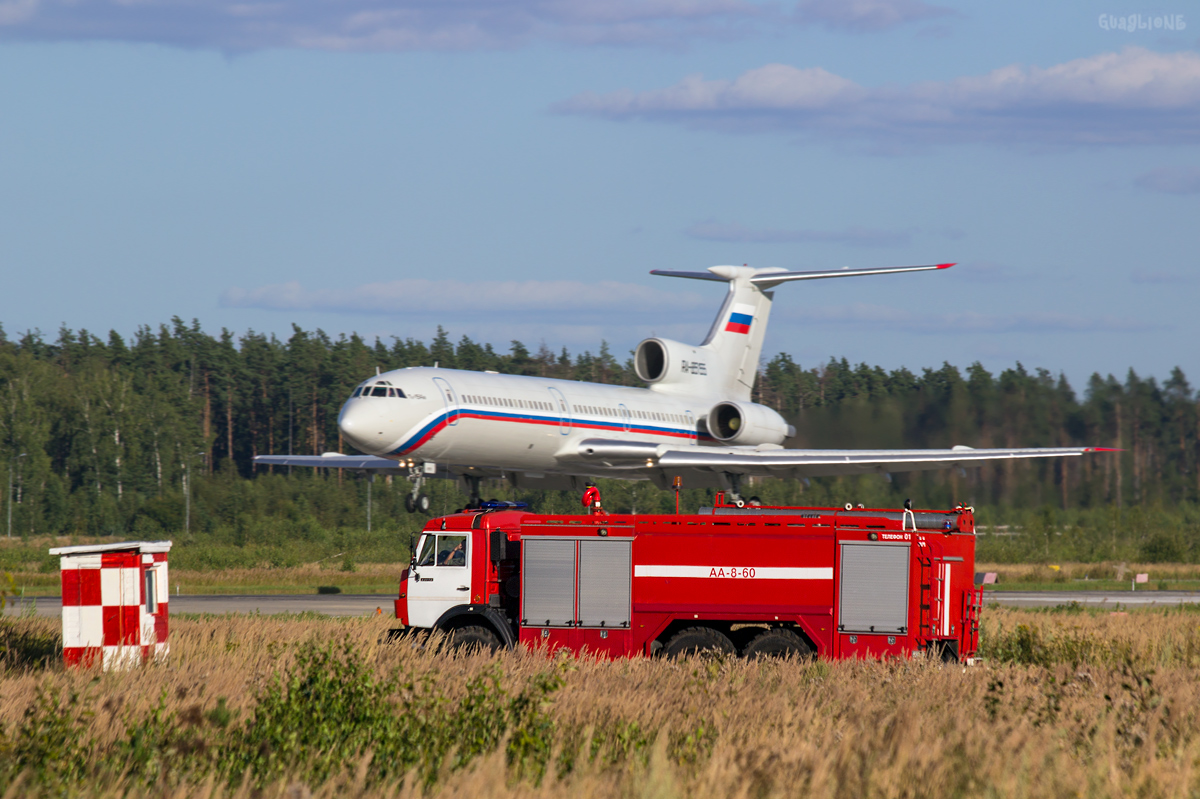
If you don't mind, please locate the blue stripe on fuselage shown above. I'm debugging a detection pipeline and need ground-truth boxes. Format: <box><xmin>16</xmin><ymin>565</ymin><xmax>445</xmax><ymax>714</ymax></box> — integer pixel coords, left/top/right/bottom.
<box><xmin>387</xmin><ymin>407</ymin><xmax>699</xmax><ymax>456</ymax></box>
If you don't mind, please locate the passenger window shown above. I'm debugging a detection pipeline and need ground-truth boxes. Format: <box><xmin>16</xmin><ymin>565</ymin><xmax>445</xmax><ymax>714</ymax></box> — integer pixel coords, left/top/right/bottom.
<box><xmin>437</xmin><ymin>534</ymin><xmax>467</xmax><ymax>567</ymax></box>
<box><xmin>416</xmin><ymin>535</ymin><xmax>437</xmax><ymax>566</ymax></box>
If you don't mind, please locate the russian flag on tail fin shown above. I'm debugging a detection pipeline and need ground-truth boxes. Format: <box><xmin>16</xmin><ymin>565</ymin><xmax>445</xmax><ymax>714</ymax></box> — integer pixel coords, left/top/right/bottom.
<box><xmin>725</xmin><ymin>303</ymin><xmax>755</xmax><ymax>334</ymax></box>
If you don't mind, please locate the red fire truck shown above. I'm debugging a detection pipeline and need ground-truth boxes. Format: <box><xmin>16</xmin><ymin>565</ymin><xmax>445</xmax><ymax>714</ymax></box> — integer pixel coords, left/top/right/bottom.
<box><xmin>395</xmin><ymin>495</ymin><xmax>982</xmax><ymax>662</ymax></box>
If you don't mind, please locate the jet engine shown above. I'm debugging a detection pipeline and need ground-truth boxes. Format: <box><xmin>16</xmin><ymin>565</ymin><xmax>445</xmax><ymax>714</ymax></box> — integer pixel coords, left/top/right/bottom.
<box><xmin>706</xmin><ymin>401</ymin><xmax>795</xmax><ymax>446</ymax></box>
<box><xmin>634</xmin><ymin>338</ymin><xmax>706</xmax><ymax>385</ymax></box>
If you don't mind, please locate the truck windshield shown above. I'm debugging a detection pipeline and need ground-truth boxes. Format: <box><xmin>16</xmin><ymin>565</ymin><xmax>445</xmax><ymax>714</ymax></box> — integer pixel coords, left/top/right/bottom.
<box><xmin>416</xmin><ymin>535</ymin><xmax>436</xmax><ymax>567</ymax></box>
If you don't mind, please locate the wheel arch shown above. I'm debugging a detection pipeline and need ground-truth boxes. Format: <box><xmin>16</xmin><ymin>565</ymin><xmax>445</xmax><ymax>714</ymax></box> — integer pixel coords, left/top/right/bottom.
<box><xmin>433</xmin><ymin>605</ymin><xmax>515</xmax><ymax>649</ymax></box>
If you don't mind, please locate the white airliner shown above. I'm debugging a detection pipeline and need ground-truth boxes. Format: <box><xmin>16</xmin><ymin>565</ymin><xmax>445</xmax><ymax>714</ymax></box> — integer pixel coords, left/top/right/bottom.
<box><xmin>254</xmin><ymin>264</ymin><xmax>1102</xmax><ymax>511</ymax></box>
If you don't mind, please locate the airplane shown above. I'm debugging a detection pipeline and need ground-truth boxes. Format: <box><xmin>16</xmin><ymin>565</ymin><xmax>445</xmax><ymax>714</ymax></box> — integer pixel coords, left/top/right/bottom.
<box><xmin>254</xmin><ymin>263</ymin><xmax>1105</xmax><ymax>512</ymax></box>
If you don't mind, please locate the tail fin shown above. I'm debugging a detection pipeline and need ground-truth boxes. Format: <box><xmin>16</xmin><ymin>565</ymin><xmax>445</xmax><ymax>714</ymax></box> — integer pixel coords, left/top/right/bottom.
<box><xmin>650</xmin><ymin>262</ymin><xmax>953</xmax><ymax>402</ymax></box>
<box><xmin>699</xmin><ymin>266</ymin><xmax>775</xmax><ymax>400</ymax></box>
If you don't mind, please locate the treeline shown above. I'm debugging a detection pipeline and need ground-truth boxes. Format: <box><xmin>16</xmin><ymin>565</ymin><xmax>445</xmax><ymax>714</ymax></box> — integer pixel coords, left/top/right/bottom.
<box><xmin>0</xmin><ymin>320</ymin><xmax>1197</xmax><ymax>548</ymax></box>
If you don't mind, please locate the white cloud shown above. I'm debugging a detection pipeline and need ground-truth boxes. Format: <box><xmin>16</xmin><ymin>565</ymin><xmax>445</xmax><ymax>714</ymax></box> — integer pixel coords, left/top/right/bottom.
<box><xmin>556</xmin><ymin>47</ymin><xmax>1200</xmax><ymax>146</ymax></box>
<box><xmin>0</xmin><ymin>0</ymin><xmax>38</xmax><ymax>25</ymax></box>
<box><xmin>1130</xmin><ymin>269</ymin><xmax>1196</xmax><ymax>284</ymax></box>
<box><xmin>779</xmin><ymin>303</ymin><xmax>1162</xmax><ymax>334</ymax></box>
<box><xmin>0</xmin><ymin>0</ymin><xmax>773</xmax><ymax>50</ymax></box>
<box><xmin>1134</xmin><ymin>166</ymin><xmax>1200</xmax><ymax>194</ymax></box>
<box><xmin>221</xmin><ymin>278</ymin><xmax>713</xmax><ymax>318</ymax></box>
<box><xmin>686</xmin><ymin>220</ymin><xmax>911</xmax><ymax>246</ymax></box>
<box><xmin>795</xmin><ymin>0</ymin><xmax>952</xmax><ymax>32</ymax></box>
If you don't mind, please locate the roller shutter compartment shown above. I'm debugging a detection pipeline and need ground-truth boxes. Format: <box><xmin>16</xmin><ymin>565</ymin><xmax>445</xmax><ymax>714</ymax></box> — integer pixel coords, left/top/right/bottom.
<box><xmin>838</xmin><ymin>543</ymin><xmax>909</xmax><ymax>634</ymax></box>
<box><xmin>577</xmin><ymin>540</ymin><xmax>631</xmax><ymax>628</ymax></box>
<box><xmin>522</xmin><ymin>539</ymin><xmax>576</xmax><ymax>627</ymax></box>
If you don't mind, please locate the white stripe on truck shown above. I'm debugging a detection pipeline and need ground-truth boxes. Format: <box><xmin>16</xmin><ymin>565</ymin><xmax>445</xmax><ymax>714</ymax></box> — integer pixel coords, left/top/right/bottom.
<box><xmin>634</xmin><ymin>565</ymin><xmax>833</xmax><ymax>580</ymax></box>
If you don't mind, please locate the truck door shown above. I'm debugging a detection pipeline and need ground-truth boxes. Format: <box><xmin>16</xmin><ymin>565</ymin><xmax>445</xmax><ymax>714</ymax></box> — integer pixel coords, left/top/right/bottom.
<box><xmin>836</xmin><ymin>541</ymin><xmax>910</xmax><ymax>658</ymax></box>
<box><xmin>408</xmin><ymin>531</ymin><xmax>471</xmax><ymax>628</ymax></box>
<box><xmin>519</xmin><ymin>536</ymin><xmax>632</xmax><ymax>657</ymax></box>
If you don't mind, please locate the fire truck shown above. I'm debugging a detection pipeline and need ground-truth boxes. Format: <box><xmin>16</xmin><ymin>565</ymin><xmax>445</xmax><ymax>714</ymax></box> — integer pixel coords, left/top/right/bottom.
<box><xmin>394</xmin><ymin>495</ymin><xmax>982</xmax><ymax>661</ymax></box>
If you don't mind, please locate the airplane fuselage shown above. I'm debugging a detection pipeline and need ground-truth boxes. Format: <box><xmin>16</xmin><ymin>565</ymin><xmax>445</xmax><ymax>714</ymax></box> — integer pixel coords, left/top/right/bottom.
<box><xmin>338</xmin><ymin>366</ymin><xmax>712</xmax><ymax>474</ymax></box>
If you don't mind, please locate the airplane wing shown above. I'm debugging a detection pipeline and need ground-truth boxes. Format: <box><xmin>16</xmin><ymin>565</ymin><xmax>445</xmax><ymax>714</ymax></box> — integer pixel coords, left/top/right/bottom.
<box><xmin>253</xmin><ymin>454</ymin><xmax>406</xmax><ymax>470</ymax></box>
<box><xmin>655</xmin><ymin>445</ymin><xmax>1104</xmax><ymax>477</ymax></box>
<box><xmin>570</xmin><ymin>439</ymin><xmax>1109</xmax><ymax>479</ymax></box>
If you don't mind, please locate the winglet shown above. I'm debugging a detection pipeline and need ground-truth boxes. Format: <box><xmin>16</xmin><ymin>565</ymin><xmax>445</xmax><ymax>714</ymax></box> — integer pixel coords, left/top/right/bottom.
<box><xmin>937</xmin><ymin>262</ymin><xmax>956</xmax><ymax>269</ymax></box>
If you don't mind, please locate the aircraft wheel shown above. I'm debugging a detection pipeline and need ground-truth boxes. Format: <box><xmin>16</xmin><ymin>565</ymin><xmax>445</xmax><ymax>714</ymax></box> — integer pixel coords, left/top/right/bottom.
<box><xmin>417</xmin><ymin>493</ymin><xmax>431</xmax><ymax>514</ymax></box>
<box><xmin>404</xmin><ymin>495</ymin><xmax>416</xmax><ymax>514</ymax></box>
<box><xmin>662</xmin><ymin>626</ymin><xmax>735</xmax><ymax>660</ymax></box>
<box><xmin>446</xmin><ymin>624</ymin><xmax>501</xmax><ymax>653</ymax></box>
<box><xmin>742</xmin><ymin>628</ymin><xmax>813</xmax><ymax>660</ymax></box>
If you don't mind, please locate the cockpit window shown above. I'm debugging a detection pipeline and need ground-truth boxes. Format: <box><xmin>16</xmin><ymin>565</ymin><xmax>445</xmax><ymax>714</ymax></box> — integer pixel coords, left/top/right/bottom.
<box><xmin>354</xmin><ymin>380</ymin><xmax>406</xmax><ymax>399</ymax></box>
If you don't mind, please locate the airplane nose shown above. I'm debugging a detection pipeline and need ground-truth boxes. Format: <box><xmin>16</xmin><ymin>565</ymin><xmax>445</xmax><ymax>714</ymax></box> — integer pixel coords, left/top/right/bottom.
<box><xmin>338</xmin><ymin>401</ymin><xmax>388</xmax><ymax>454</ymax></box>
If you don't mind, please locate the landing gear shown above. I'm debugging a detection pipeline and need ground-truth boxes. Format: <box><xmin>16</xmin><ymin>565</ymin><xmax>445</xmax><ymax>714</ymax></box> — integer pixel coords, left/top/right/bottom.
<box><xmin>405</xmin><ymin>464</ymin><xmax>431</xmax><ymax>515</ymax></box>
<box><xmin>724</xmin><ymin>472</ymin><xmax>746</xmax><ymax>507</ymax></box>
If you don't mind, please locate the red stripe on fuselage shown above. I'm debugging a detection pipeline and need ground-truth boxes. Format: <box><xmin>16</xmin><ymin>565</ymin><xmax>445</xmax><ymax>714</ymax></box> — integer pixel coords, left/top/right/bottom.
<box><xmin>399</xmin><ymin>409</ymin><xmax>698</xmax><ymax>455</ymax></box>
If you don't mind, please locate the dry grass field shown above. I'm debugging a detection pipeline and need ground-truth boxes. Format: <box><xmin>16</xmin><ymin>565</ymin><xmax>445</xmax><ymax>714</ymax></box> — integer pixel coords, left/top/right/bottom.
<box><xmin>978</xmin><ymin>562</ymin><xmax>1200</xmax><ymax>590</ymax></box>
<box><xmin>4</xmin><ymin>606</ymin><xmax>1200</xmax><ymax>797</ymax></box>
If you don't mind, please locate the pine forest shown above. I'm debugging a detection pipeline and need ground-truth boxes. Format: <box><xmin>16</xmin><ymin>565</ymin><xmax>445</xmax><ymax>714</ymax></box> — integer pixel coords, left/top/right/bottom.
<box><xmin>1</xmin><ymin>319</ymin><xmax>1197</xmax><ymax>567</ymax></box>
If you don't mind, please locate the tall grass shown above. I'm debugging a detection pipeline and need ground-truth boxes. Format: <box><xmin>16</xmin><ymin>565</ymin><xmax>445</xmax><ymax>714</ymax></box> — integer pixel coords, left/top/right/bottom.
<box><xmin>4</xmin><ymin>609</ymin><xmax>1200</xmax><ymax>797</ymax></box>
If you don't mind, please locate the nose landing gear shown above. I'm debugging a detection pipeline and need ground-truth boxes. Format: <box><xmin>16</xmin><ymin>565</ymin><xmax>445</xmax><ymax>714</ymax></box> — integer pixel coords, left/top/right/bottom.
<box><xmin>405</xmin><ymin>464</ymin><xmax>431</xmax><ymax>515</ymax></box>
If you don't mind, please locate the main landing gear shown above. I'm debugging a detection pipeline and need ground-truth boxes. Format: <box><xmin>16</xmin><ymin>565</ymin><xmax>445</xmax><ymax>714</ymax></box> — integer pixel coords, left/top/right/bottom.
<box><xmin>404</xmin><ymin>464</ymin><xmax>431</xmax><ymax>514</ymax></box>
<box><xmin>722</xmin><ymin>472</ymin><xmax>761</xmax><ymax>508</ymax></box>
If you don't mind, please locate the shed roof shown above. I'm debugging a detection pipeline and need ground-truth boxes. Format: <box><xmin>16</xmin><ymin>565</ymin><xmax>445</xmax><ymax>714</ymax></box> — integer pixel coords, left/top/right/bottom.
<box><xmin>49</xmin><ymin>541</ymin><xmax>173</xmax><ymax>556</ymax></box>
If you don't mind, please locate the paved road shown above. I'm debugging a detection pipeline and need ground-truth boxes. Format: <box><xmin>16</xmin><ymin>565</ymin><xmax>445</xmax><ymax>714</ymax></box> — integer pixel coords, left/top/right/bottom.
<box><xmin>8</xmin><ymin>590</ymin><xmax>1200</xmax><ymax>619</ymax></box>
<box><xmin>3</xmin><ymin>594</ymin><xmax>393</xmax><ymax>619</ymax></box>
<box><xmin>985</xmin><ymin>590</ymin><xmax>1200</xmax><ymax>608</ymax></box>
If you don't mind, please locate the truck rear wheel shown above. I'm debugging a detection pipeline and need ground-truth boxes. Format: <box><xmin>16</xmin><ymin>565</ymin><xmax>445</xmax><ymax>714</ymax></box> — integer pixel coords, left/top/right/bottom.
<box><xmin>662</xmin><ymin>626</ymin><xmax>736</xmax><ymax>659</ymax></box>
<box><xmin>446</xmin><ymin>624</ymin><xmax>501</xmax><ymax>653</ymax></box>
<box><xmin>742</xmin><ymin>628</ymin><xmax>813</xmax><ymax>660</ymax></box>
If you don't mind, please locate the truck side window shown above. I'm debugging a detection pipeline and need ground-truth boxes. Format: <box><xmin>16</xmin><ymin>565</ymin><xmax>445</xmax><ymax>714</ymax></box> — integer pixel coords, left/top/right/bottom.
<box><xmin>416</xmin><ymin>535</ymin><xmax>437</xmax><ymax>567</ymax></box>
<box><xmin>437</xmin><ymin>535</ymin><xmax>467</xmax><ymax>567</ymax></box>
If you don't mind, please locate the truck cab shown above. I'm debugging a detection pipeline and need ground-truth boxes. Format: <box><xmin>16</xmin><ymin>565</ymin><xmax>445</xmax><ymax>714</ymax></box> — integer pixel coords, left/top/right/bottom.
<box><xmin>396</xmin><ymin>503</ymin><xmax>524</xmax><ymax>650</ymax></box>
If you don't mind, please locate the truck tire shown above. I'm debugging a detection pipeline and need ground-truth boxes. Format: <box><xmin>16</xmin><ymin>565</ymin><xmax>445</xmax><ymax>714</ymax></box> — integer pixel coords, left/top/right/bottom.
<box><xmin>447</xmin><ymin>624</ymin><xmax>501</xmax><ymax>653</ymax></box>
<box><xmin>742</xmin><ymin>628</ymin><xmax>813</xmax><ymax>660</ymax></box>
<box><xmin>662</xmin><ymin>626</ymin><xmax>736</xmax><ymax>659</ymax></box>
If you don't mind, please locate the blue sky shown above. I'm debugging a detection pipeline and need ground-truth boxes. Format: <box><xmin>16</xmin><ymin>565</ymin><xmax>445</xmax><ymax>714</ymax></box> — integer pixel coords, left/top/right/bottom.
<box><xmin>1</xmin><ymin>1</ymin><xmax>1197</xmax><ymax>390</ymax></box>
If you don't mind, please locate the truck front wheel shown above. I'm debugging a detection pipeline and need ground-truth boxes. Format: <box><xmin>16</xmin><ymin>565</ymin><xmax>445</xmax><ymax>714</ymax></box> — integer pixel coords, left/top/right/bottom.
<box><xmin>662</xmin><ymin>626</ymin><xmax>736</xmax><ymax>659</ymax></box>
<box><xmin>742</xmin><ymin>628</ymin><xmax>813</xmax><ymax>660</ymax></box>
<box><xmin>446</xmin><ymin>624</ymin><xmax>501</xmax><ymax>653</ymax></box>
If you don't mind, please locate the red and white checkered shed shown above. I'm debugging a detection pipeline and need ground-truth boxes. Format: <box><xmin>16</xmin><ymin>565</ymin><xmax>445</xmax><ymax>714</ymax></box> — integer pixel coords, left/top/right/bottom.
<box><xmin>49</xmin><ymin>541</ymin><xmax>172</xmax><ymax>669</ymax></box>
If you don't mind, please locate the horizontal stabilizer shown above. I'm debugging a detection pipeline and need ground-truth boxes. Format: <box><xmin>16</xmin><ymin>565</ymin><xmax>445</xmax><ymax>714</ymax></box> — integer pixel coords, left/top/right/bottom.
<box><xmin>648</xmin><ymin>269</ymin><xmax>731</xmax><ymax>282</ymax></box>
<box><xmin>750</xmin><ymin>263</ymin><xmax>954</xmax><ymax>288</ymax></box>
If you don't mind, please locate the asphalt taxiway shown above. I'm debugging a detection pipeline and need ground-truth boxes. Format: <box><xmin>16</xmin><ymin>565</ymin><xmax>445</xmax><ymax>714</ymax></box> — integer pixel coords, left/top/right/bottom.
<box><xmin>5</xmin><ymin>590</ymin><xmax>1199</xmax><ymax>619</ymax></box>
